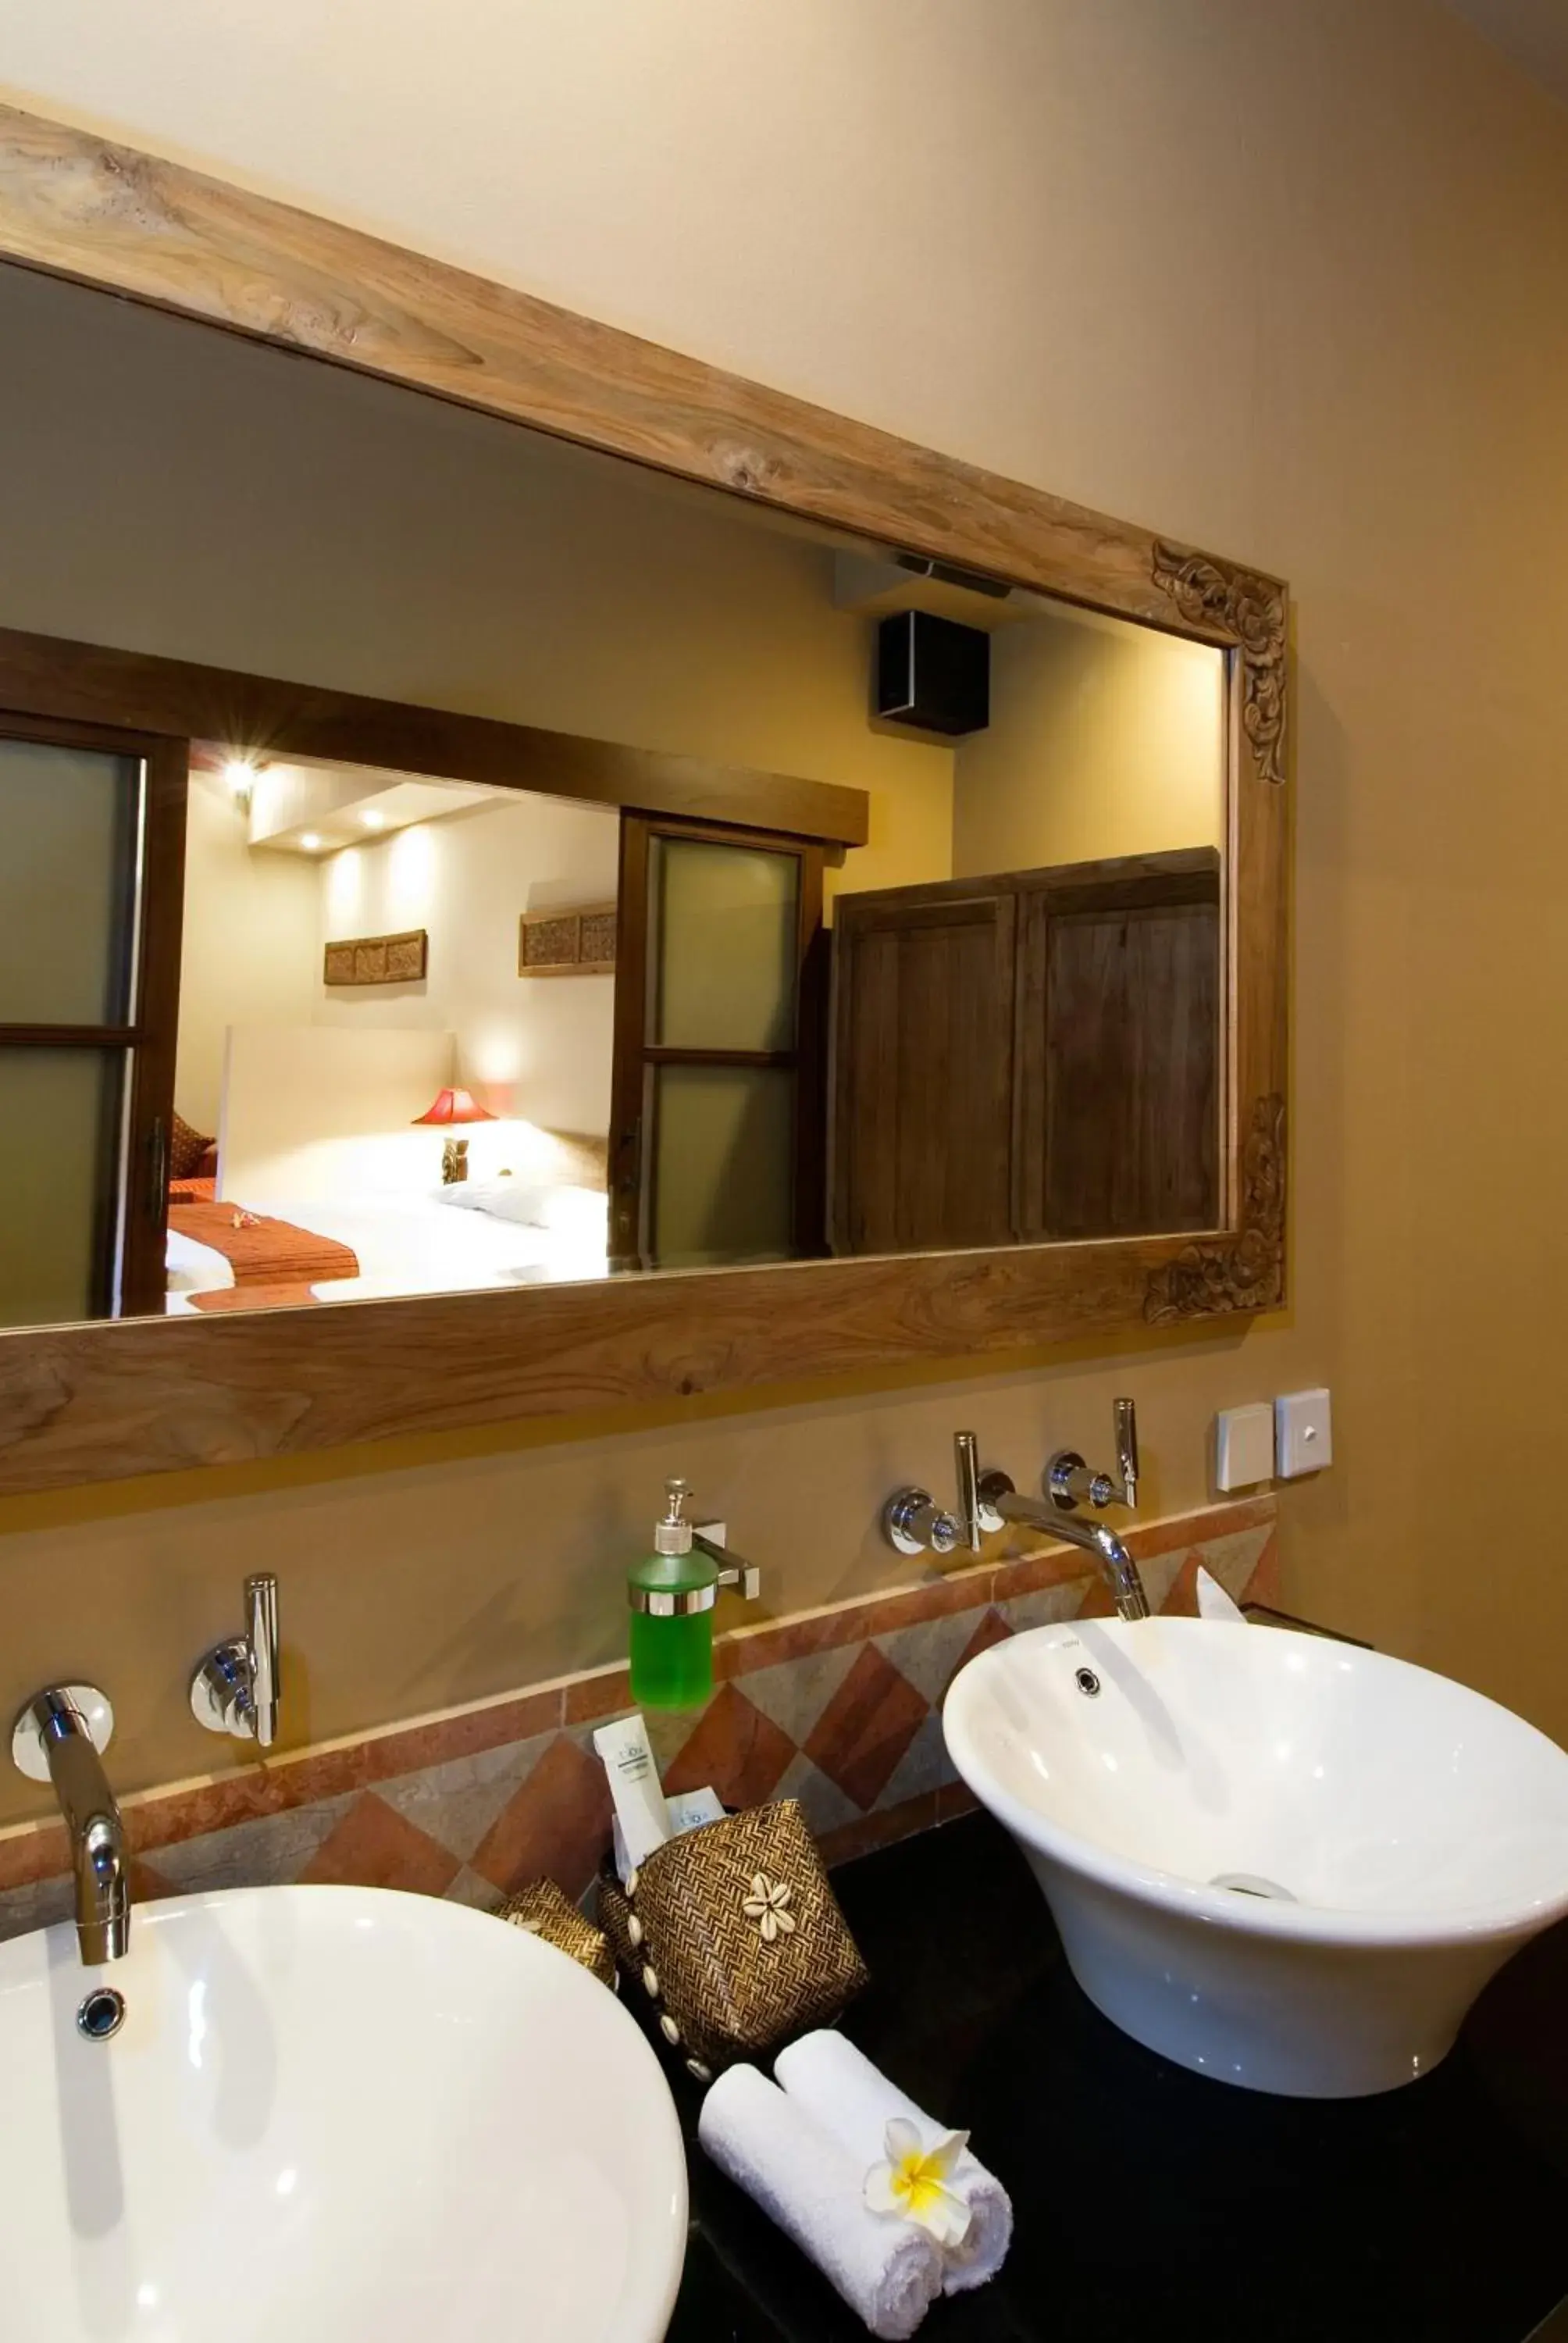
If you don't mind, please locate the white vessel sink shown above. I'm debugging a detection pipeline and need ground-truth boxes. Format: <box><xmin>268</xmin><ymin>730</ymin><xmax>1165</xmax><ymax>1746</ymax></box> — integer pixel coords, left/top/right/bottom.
<box><xmin>944</xmin><ymin>1617</ymin><xmax>1568</xmax><ymax>2098</ymax></box>
<box><xmin>0</xmin><ymin>1884</ymin><xmax>687</xmax><ymax>2340</ymax></box>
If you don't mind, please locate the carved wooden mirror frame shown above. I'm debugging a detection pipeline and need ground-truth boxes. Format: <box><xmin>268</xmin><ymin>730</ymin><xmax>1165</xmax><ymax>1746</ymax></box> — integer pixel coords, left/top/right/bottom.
<box><xmin>0</xmin><ymin>103</ymin><xmax>1288</xmax><ymax>1498</ymax></box>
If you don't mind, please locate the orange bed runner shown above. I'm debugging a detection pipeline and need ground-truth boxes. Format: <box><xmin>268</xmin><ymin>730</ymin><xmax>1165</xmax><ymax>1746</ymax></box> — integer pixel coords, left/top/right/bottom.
<box><xmin>169</xmin><ymin>1197</ymin><xmax>359</xmax><ymax>1292</ymax></box>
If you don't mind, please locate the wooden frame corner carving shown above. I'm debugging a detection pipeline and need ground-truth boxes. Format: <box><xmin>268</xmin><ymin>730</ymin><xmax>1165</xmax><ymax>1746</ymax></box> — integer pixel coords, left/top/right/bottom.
<box><xmin>1145</xmin><ymin>1094</ymin><xmax>1286</xmax><ymax>1325</ymax></box>
<box><xmin>1152</xmin><ymin>543</ymin><xmax>1288</xmax><ymax>786</ymax></box>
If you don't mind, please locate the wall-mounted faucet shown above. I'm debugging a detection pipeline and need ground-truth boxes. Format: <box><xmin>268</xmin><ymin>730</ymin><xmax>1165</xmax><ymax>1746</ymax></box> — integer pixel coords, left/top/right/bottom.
<box><xmin>882</xmin><ymin>1403</ymin><xmax>1152</xmax><ymax>1621</ymax></box>
<box><xmin>1047</xmin><ymin>1396</ymin><xmax>1139</xmax><ymax>1515</ymax></box>
<box><xmin>191</xmin><ymin>1573</ymin><xmax>282</xmax><ymax>1745</ymax></box>
<box><xmin>12</xmin><ymin>1685</ymin><xmax>128</xmax><ymax>1965</ymax></box>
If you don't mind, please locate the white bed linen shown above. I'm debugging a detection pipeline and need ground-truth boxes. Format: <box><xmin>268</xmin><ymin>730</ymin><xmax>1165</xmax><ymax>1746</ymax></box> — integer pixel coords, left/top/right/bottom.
<box><xmin>166</xmin><ymin>1193</ymin><xmax>607</xmax><ymax>1311</ymax></box>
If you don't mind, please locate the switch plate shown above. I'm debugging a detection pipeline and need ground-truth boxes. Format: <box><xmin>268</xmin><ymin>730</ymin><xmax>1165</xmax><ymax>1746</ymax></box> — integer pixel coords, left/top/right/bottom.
<box><xmin>1214</xmin><ymin>1403</ymin><xmax>1275</xmax><ymax>1491</ymax></box>
<box><xmin>1275</xmin><ymin>1387</ymin><xmax>1332</xmax><ymax>1478</ymax></box>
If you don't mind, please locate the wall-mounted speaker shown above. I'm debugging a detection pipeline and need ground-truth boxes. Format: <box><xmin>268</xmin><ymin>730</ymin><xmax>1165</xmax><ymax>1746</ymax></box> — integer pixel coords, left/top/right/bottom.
<box><xmin>875</xmin><ymin>610</ymin><xmax>990</xmax><ymax>737</ymax></box>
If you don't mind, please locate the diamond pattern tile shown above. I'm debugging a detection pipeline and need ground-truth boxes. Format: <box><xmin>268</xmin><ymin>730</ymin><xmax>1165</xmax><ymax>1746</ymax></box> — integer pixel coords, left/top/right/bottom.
<box><xmin>470</xmin><ymin>1731</ymin><xmax>613</xmax><ymax>1901</ymax></box>
<box><xmin>302</xmin><ymin>1792</ymin><xmax>461</xmax><ymax>1897</ymax></box>
<box><xmin>0</xmin><ymin>1496</ymin><xmax>1277</xmax><ymax>1942</ymax></box>
<box><xmin>804</xmin><ymin>1644</ymin><xmax>928</xmax><ymax>1813</ymax></box>
<box><xmin>662</xmin><ymin>1682</ymin><xmax>797</xmax><ymax>1809</ymax></box>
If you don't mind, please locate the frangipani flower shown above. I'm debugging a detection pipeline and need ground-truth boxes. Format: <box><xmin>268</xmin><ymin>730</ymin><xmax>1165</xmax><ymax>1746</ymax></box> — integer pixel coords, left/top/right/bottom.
<box><xmin>864</xmin><ymin>2119</ymin><xmax>974</xmax><ymax>2248</ymax></box>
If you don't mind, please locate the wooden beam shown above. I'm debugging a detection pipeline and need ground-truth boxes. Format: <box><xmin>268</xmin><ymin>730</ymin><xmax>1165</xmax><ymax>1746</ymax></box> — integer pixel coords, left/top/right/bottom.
<box><xmin>0</xmin><ymin>622</ymin><xmax>869</xmax><ymax>846</ymax></box>
<box><xmin>0</xmin><ymin>102</ymin><xmax>1255</xmax><ymax>634</ymax></box>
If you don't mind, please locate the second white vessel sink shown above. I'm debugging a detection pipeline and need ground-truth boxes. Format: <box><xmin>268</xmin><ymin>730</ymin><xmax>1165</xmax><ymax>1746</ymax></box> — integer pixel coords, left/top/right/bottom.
<box><xmin>0</xmin><ymin>1883</ymin><xmax>687</xmax><ymax>2341</ymax></box>
<box><xmin>944</xmin><ymin>1617</ymin><xmax>1568</xmax><ymax>2097</ymax></box>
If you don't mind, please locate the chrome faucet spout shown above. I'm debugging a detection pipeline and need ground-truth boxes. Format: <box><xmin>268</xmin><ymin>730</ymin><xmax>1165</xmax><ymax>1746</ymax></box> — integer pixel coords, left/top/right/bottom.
<box><xmin>992</xmin><ymin>1492</ymin><xmax>1151</xmax><ymax>1622</ymax></box>
<box><xmin>27</xmin><ymin>1691</ymin><xmax>129</xmax><ymax>1963</ymax></box>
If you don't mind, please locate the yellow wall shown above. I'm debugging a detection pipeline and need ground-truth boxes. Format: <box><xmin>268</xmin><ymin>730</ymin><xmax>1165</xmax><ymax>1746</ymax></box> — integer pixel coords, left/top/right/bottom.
<box><xmin>2</xmin><ymin>2</ymin><xmax>1567</xmax><ymax>1820</ymax></box>
<box><xmin>953</xmin><ymin>608</ymin><xmax>1224</xmax><ymax>877</ymax></box>
<box><xmin>176</xmin><ymin>773</ymin><xmax>321</xmax><ymax>1132</ymax></box>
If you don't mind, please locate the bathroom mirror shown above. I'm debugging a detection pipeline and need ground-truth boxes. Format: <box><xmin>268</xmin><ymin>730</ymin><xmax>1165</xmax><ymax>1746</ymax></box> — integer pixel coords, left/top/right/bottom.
<box><xmin>0</xmin><ymin>104</ymin><xmax>1288</xmax><ymax>1491</ymax></box>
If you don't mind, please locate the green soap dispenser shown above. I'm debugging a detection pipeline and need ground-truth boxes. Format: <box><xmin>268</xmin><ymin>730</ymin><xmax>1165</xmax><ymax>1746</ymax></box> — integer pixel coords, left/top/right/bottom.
<box><xmin>628</xmin><ymin>1476</ymin><xmax>721</xmax><ymax>1710</ymax></box>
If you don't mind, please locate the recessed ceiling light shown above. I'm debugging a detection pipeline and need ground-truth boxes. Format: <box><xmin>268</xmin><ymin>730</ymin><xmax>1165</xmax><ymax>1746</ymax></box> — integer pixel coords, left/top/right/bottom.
<box><xmin>360</xmin><ymin>808</ymin><xmax>386</xmax><ymax>829</ymax></box>
<box><xmin>300</xmin><ymin>833</ymin><xmax>323</xmax><ymax>851</ymax></box>
<box><xmin>223</xmin><ymin>756</ymin><xmax>256</xmax><ymax>797</ymax></box>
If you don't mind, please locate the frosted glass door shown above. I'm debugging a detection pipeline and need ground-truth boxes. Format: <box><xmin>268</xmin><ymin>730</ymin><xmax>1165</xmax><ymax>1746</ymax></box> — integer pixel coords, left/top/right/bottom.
<box><xmin>609</xmin><ymin>815</ymin><xmax>825</xmax><ymax>1272</ymax></box>
<box><xmin>0</xmin><ymin>719</ymin><xmax>180</xmax><ymax>1327</ymax></box>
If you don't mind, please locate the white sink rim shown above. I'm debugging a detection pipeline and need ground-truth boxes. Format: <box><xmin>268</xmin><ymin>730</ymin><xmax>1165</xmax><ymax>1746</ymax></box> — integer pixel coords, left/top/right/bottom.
<box><xmin>0</xmin><ymin>1880</ymin><xmax>689</xmax><ymax>2342</ymax></box>
<box><xmin>944</xmin><ymin>1618</ymin><xmax>1568</xmax><ymax>1951</ymax></box>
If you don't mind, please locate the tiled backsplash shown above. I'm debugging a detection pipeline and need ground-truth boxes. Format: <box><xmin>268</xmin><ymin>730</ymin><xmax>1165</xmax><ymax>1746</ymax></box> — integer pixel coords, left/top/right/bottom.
<box><xmin>0</xmin><ymin>1496</ymin><xmax>1277</xmax><ymax>1943</ymax></box>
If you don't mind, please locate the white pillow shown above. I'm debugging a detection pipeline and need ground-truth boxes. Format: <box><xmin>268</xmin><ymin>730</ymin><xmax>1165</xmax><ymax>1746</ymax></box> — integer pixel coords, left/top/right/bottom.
<box><xmin>441</xmin><ymin>1177</ymin><xmax>607</xmax><ymax>1240</ymax></box>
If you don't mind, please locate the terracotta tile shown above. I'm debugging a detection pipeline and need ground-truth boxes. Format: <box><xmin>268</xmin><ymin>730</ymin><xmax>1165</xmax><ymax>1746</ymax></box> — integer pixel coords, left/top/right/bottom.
<box><xmin>661</xmin><ymin>1682</ymin><xmax>797</xmax><ymax>1810</ymax></box>
<box><xmin>376</xmin><ymin>1734</ymin><xmax>554</xmax><ymax>1864</ymax></box>
<box><xmin>820</xmin><ymin>1791</ymin><xmax>939</xmax><ymax>1869</ymax></box>
<box><xmin>0</xmin><ymin>1818</ymin><xmax>69</xmax><ymax>1893</ymax></box>
<box><xmin>301</xmin><ymin>1792</ymin><xmax>461</xmax><ymax>1897</ymax></box>
<box><xmin>470</xmin><ymin>1732</ymin><xmax>613</xmax><ymax>1902</ymax></box>
<box><xmin>771</xmin><ymin>1750</ymin><xmax>863</xmax><ymax>1842</ymax></box>
<box><xmin>716</xmin><ymin>1603</ymin><xmax>871</xmax><ymax>1678</ymax></box>
<box><xmin>804</xmin><ymin>1646</ymin><xmax>929</xmax><ymax>1813</ymax></box>
<box><xmin>129</xmin><ymin>1857</ymin><xmax>180</xmax><ymax>1904</ymax></box>
<box><xmin>563</xmin><ymin>1665</ymin><xmax>631</xmax><ymax>1726</ymax></box>
<box><xmin>848</xmin><ymin>1565</ymin><xmax>996</xmax><ymax>1646</ymax></box>
<box><xmin>1124</xmin><ymin>1496</ymin><xmax>1277</xmax><ymax>1562</ymax></box>
<box><xmin>1074</xmin><ymin>1579</ymin><xmax>1119</xmax><ymax>1620</ymax></box>
<box><xmin>991</xmin><ymin>1541</ymin><xmax>1101</xmax><ymax>1603</ymax></box>
<box><xmin>0</xmin><ymin>1871</ymin><xmax>73</xmax><ymax>1943</ymax></box>
<box><xmin>732</xmin><ymin>1644</ymin><xmax>862</xmax><ymax>1747</ymax></box>
<box><xmin>877</xmin><ymin>1710</ymin><xmax>955</xmax><ymax>1808</ymax></box>
<box><xmin>151</xmin><ymin>1796</ymin><xmax>356</xmax><ymax>1896</ymax></box>
<box><xmin>937</xmin><ymin>1781</ymin><xmax>982</xmax><ymax>1824</ymax></box>
<box><xmin>353</xmin><ymin>1685</ymin><xmax>565</xmax><ymax>1785</ymax></box>
<box><xmin>873</xmin><ymin>1607</ymin><xmax>995</xmax><ymax>1706</ymax></box>
<box><xmin>943</xmin><ymin>1606</ymin><xmax>1014</xmax><ymax>1699</ymax></box>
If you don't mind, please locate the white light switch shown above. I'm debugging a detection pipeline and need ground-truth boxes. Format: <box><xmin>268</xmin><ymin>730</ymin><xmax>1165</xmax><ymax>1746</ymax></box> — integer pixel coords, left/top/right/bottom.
<box><xmin>1214</xmin><ymin>1403</ymin><xmax>1275</xmax><ymax>1491</ymax></box>
<box><xmin>1275</xmin><ymin>1387</ymin><xmax>1332</xmax><ymax>1478</ymax></box>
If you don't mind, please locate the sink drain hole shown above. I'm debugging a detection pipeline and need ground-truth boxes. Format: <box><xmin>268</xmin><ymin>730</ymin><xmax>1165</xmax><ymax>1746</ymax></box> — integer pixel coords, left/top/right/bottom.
<box><xmin>1210</xmin><ymin>1872</ymin><xmax>1296</xmax><ymax>1902</ymax></box>
<box><xmin>77</xmin><ymin>1987</ymin><xmax>126</xmax><ymax>2042</ymax></box>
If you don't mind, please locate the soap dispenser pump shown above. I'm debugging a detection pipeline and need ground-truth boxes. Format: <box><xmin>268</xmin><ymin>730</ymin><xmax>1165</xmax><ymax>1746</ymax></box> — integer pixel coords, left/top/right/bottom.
<box><xmin>627</xmin><ymin>1477</ymin><xmax>722</xmax><ymax>1711</ymax></box>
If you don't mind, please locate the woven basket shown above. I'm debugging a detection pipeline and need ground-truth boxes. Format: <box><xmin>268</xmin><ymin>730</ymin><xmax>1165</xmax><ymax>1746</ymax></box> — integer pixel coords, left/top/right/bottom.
<box><xmin>599</xmin><ymin>1799</ymin><xmax>867</xmax><ymax>2081</ymax></box>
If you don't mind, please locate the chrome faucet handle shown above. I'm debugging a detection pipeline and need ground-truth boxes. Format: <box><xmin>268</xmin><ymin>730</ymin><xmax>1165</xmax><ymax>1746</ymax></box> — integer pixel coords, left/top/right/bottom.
<box><xmin>191</xmin><ymin>1572</ymin><xmax>282</xmax><ymax>1747</ymax></box>
<box><xmin>1048</xmin><ymin>1398</ymin><xmax>1139</xmax><ymax>1514</ymax></box>
<box><xmin>1114</xmin><ymin>1396</ymin><xmax>1139</xmax><ymax>1512</ymax></box>
<box><xmin>883</xmin><ymin>1487</ymin><xmax>963</xmax><ymax>1559</ymax></box>
<box><xmin>953</xmin><ymin>1432</ymin><xmax>1012</xmax><ymax>1545</ymax></box>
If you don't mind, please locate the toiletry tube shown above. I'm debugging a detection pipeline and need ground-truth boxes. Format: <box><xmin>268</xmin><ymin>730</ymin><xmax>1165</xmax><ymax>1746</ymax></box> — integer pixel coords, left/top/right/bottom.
<box><xmin>699</xmin><ymin>2063</ymin><xmax>943</xmax><ymax>2339</ymax></box>
<box><xmin>775</xmin><ymin>2031</ymin><xmax>1013</xmax><ymax>2295</ymax></box>
<box><xmin>592</xmin><ymin>1714</ymin><xmax>672</xmax><ymax>1874</ymax></box>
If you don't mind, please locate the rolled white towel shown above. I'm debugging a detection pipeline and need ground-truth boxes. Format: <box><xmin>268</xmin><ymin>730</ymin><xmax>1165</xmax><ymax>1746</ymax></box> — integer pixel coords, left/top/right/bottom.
<box><xmin>698</xmin><ymin>2062</ymin><xmax>943</xmax><ymax>2339</ymax></box>
<box><xmin>775</xmin><ymin>2030</ymin><xmax>1013</xmax><ymax>2295</ymax></box>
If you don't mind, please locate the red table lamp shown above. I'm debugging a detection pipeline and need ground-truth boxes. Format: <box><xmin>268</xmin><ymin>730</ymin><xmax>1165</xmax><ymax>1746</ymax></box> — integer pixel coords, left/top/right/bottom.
<box><xmin>413</xmin><ymin>1085</ymin><xmax>496</xmax><ymax>1184</ymax></box>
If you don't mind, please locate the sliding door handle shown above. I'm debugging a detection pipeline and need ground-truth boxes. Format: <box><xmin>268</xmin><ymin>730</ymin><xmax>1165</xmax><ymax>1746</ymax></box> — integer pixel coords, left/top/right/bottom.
<box><xmin>146</xmin><ymin>1115</ymin><xmax>168</xmax><ymax>1221</ymax></box>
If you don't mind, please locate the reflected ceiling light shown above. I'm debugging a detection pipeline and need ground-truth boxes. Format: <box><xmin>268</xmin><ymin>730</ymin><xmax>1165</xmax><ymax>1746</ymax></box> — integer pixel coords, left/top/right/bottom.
<box><xmin>299</xmin><ymin>832</ymin><xmax>323</xmax><ymax>851</ymax></box>
<box><xmin>360</xmin><ymin>808</ymin><xmax>386</xmax><ymax>829</ymax></box>
<box><xmin>222</xmin><ymin>756</ymin><xmax>257</xmax><ymax>803</ymax></box>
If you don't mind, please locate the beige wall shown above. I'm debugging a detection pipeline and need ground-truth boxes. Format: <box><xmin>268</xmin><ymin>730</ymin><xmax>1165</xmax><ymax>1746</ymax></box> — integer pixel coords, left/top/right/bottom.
<box><xmin>176</xmin><ymin>773</ymin><xmax>321</xmax><ymax>1133</ymax></box>
<box><xmin>953</xmin><ymin>608</ymin><xmax>1224</xmax><ymax>877</ymax></box>
<box><xmin>2</xmin><ymin>1</ymin><xmax>1567</xmax><ymax>1822</ymax></box>
<box><xmin>315</xmin><ymin>793</ymin><xmax>620</xmax><ymax>1143</ymax></box>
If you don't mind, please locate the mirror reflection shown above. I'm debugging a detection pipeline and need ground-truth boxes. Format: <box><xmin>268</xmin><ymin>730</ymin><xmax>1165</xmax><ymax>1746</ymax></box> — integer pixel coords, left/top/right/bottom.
<box><xmin>0</xmin><ymin>266</ymin><xmax>1226</xmax><ymax>1328</ymax></box>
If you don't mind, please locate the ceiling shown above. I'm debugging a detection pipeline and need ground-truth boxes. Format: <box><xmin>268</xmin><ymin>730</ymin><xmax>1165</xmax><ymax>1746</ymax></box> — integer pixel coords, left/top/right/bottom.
<box><xmin>1446</xmin><ymin>0</ymin><xmax>1568</xmax><ymax>108</ymax></box>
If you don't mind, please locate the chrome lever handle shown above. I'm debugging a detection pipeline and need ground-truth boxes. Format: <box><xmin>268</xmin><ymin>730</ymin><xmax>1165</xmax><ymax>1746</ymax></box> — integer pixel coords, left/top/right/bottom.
<box><xmin>191</xmin><ymin>1573</ymin><xmax>282</xmax><ymax>1746</ymax></box>
<box><xmin>1114</xmin><ymin>1397</ymin><xmax>1139</xmax><ymax>1510</ymax></box>
<box><xmin>953</xmin><ymin>1432</ymin><xmax>985</xmax><ymax>1553</ymax></box>
<box><xmin>246</xmin><ymin>1574</ymin><xmax>281</xmax><ymax>1749</ymax></box>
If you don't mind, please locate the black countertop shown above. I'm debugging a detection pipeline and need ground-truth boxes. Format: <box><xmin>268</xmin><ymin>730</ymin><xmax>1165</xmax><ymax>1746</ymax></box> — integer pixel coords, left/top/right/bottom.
<box><xmin>662</xmin><ymin>1813</ymin><xmax>1568</xmax><ymax>2343</ymax></box>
